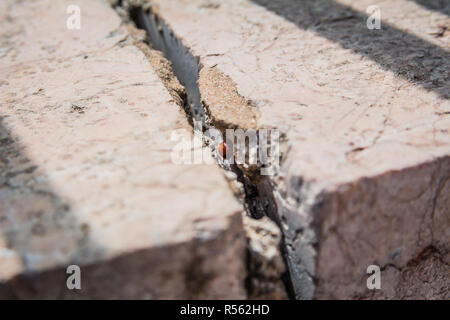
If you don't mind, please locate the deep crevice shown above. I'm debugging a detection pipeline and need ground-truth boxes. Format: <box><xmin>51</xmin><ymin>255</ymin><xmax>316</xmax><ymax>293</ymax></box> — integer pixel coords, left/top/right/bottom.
<box><xmin>129</xmin><ymin>6</ymin><xmax>265</xmax><ymax>220</ymax></box>
<box><xmin>122</xmin><ymin>4</ymin><xmax>295</xmax><ymax>299</ymax></box>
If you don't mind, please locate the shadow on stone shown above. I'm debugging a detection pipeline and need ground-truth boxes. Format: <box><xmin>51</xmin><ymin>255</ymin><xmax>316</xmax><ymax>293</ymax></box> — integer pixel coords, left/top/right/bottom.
<box><xmin>0</xmin><ymin>117</ymin><xmax>101</xmax><ymax>299</ymax></box>
<box><xmin>411</xmin><ymin>0</ymin><xmax>450</xmax><ymax>16</ymax></box>
<box><xmin>250</xmin><ymin>0</ymin><xmax>450</xmax><ymax>99</ymax></box>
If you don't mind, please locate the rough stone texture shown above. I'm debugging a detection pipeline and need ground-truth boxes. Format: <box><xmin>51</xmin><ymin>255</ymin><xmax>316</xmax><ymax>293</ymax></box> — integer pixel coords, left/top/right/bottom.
<box><xmin>199</xmin><ymin>67</ymin><xmax>259</xmax><ymax>132</ymax></box>
<box><xmin>149</xmin><ymin>0</ymin><xmax>450</xmax><ymax>299</ymax></box>
<box><xmin>0</xmin><ymin>0</ymin><xmax>247</xmax><ymax>299</ymax></box>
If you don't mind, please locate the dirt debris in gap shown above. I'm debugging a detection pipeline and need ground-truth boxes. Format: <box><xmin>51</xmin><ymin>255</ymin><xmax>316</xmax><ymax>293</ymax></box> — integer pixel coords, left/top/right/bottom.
<box><xmin>244</xmin><ymin>216</ymin><xmax>288</xmax><ymax>300</ymax></box>
<box><xmin>199</xmin><ymin>67</ymin><xmax>259</xmax><ymax>133</ymax></box>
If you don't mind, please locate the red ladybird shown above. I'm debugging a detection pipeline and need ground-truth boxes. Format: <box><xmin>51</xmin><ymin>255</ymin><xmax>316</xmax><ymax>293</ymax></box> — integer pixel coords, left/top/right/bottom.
<box><xmin>218</xmin><ymin>141</ymin><xmax>227</xmax><ymax>158</ymax></box>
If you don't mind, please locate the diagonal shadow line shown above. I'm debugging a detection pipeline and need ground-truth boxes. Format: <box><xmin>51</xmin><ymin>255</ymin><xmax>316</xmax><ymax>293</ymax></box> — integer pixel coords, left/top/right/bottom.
<box><xmin>250</xmin><ymin>0</ymin><xmax>450</xmax><ymax>100</ymax></box>
<box><xmin>0</xmin><ymin>117</ymin><xmax>103</xmax><ymax>299</ymax></box>
<box><xmin>411</xmin><ymin>0</ymin><xmax>450</xmax><ymax>16</ymax></box>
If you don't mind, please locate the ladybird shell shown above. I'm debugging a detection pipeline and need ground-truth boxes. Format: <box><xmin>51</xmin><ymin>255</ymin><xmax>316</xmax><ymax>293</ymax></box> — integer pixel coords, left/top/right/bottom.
<box><xmin>218</xmin><ymin>142</ymin><xmax>227</xmax><ymax>158</ymax></box>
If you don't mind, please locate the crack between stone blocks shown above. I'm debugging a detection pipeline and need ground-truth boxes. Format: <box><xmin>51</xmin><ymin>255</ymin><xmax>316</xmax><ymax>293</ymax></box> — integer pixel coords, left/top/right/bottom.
<box><xmin>114</xmin><ymin>1</ymin><xmax>294</xmax><ymax>300</ymax></box>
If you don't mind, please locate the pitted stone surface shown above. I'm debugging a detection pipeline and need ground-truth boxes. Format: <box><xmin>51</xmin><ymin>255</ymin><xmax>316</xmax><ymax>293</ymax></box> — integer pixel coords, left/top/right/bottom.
<box><xmin>150</xmin><ymin>0</ymin><xmax>450</xmax><ymax>299</ymax></box>
<box><xmin>0</xmin><ymin>0</ymin><xmax>246</xmax><ymax>299</ymax></box>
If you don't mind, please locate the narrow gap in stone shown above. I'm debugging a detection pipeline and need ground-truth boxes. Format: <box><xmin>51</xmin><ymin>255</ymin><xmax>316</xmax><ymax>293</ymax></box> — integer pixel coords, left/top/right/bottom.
<box><xmin>122</xmin><ymin>4</ymin><xmax>296</xmax><ymax>300</ymax></box>
<box><xmin>129</xmin><ymin>7</ymin><xmax>206</xmax><ymax>127</ymax></box>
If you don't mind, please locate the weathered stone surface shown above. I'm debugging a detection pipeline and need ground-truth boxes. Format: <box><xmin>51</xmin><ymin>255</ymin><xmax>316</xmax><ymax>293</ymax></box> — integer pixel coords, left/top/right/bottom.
<box><xmin>0</xmin><ymin>0</ymin><xmax>246</xmax><ymax>299</ymax></box>
<box><xmin>148</xmin><ymin>0</ymin><xmax>450</xmax><ymax>299</ymax></box>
